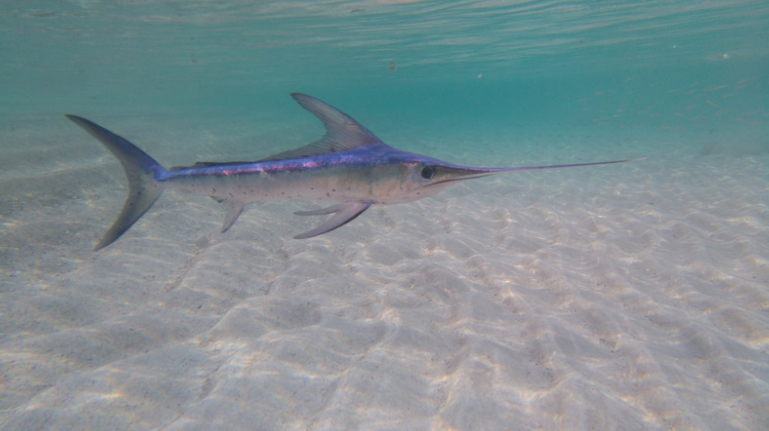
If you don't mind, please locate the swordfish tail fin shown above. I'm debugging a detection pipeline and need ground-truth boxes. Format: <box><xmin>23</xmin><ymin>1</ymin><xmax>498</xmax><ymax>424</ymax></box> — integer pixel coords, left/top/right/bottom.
<box><xmin>66</xmin><ymin>115</ymin><xmax>167</xmax><ymax>250</ymax></box>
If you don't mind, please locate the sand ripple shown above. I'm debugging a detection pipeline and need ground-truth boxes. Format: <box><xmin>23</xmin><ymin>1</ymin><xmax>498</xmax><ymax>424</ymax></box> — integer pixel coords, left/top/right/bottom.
<box><xmin>1</xmin><ymin>124</ymin><xmax>768</xmax><ymax>430</ymax></box>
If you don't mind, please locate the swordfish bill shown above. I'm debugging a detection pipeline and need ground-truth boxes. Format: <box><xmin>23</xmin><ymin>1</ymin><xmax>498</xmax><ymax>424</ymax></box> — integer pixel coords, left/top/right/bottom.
<box><xmin>66</xmin><ymin>93</ymin><xmax>641</xmax><ymax>250</ymax></box>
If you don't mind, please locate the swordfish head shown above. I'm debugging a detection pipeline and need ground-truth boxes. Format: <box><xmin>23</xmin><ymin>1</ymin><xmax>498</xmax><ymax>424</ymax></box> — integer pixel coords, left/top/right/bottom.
<box><xmin>366</xmin><ymin>150</ymin><xmax>505</xmax><ymax>204</ymax></box>
<box><xmin>367</xmin><ymin>148</ymin><xmax>636</xmax><ymax>205</ymax></box>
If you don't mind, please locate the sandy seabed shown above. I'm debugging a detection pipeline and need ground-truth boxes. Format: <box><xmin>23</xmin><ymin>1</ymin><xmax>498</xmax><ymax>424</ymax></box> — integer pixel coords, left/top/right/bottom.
<box><xmin>1</xmin><ymin>115</ymin><xmax>768</xmax><ymax>430</ymax></box>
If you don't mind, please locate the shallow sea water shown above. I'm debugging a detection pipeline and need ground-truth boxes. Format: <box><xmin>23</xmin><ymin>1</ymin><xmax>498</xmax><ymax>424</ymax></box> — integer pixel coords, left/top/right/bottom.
<box><xmin>1</xmin><ymin>1</ymin><xmax>768</xmax><ymax>430</ymax></box>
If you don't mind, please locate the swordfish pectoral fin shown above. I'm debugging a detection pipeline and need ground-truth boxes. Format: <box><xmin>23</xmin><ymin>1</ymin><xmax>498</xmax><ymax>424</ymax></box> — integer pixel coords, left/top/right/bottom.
<box><xmin>294</xmin><ymin>201</ymin><xmax>373</xmax><ymax>239</ymax></box>
<box><xmin>294</xmin><ymin>203</ymin><xmax>349</xmax><ymax>216</ymax></box>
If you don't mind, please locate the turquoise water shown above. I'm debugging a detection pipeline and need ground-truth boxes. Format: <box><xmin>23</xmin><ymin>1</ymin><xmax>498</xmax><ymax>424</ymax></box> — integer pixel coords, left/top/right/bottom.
<box><xmin>2</xmin><ymin>1</ymin><xmax>769</xmax><ymax>430</ymax></box>
<box><xmin>3</xmin><ymin>0</ymin><xmax>767</xmax><ymax>129</ymax></box>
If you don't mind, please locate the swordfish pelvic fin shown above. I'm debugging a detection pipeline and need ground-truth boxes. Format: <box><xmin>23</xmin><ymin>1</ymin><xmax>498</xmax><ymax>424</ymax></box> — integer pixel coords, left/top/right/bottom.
<box><xmin>210</xmin><ymin>197</ymin><xmax>246</xmax><ymax>233</ymax></box>
<box><xmin>294</xmin><ymin>202</ymin><xmax>373</xmax><ymax>239</ymax></box>
<box><xmin>221</xmin><ymin>200</ymin><xmax>246</xmax><ymax>233</ymax></box>
<box><xmin>65</xmin><ymin>115</ymin><xmax>168</xmax><ymax>250</ymax></box>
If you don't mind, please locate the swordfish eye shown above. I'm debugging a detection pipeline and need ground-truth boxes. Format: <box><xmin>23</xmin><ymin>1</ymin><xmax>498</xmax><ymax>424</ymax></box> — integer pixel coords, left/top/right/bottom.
<box><xmin>421</xmin><ymin>165</ymin><xmax>436</xmax><ymax>180</ymax></box>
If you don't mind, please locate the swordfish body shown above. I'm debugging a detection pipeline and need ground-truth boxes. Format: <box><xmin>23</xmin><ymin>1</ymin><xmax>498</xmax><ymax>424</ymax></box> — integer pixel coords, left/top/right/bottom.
<box><xmin>67</xmin><ymin>93</ymin><xmax>639</xmax><ymax>250</ymax></box>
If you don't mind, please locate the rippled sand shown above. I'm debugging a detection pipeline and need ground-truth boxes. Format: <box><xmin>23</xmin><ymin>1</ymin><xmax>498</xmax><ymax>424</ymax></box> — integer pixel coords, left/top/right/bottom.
<box><xmin>1</xmin><ymin>116</ymin><xmax>767</xmax><ymax>430</ymax></box>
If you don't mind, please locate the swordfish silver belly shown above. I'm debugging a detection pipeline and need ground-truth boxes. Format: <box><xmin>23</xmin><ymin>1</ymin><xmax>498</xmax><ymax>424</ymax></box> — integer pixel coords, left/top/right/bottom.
<box><xmin>164</xmin><ymin>159</ymin><xmax>374</xmax><ymax>203</ymax></box>
<box><xmin>66</xmin><ymin>92</ymin><xmax>640</xmax><ymax>250</ymax></box>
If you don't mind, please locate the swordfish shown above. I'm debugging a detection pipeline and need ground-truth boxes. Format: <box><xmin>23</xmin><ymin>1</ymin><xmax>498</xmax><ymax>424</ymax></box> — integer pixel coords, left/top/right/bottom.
<box><xmin>67</xmin><ymin>93</ymin><xmax>638</xmax><ymax>250</ymax></box>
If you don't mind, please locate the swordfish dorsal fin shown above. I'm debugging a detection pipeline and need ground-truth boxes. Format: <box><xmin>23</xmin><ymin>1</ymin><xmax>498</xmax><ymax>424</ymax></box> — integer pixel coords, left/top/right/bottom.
<box><xmin>257</xmin><ymin>93</ymin><xmax>385</xmax><ymax>162</ymax></box>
